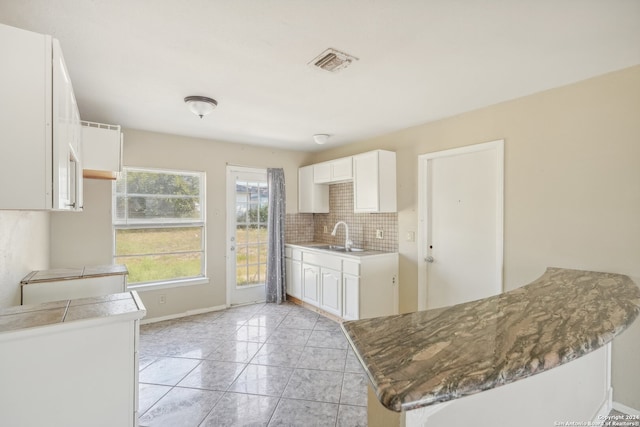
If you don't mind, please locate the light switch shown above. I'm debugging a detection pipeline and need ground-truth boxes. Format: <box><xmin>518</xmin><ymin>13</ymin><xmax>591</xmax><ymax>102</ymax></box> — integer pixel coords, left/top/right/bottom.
<box><xmin>376</xmin><ymin>229</ymin><xmax>384</xmax><ymax>239</ymax></box>
<box><xmin>406</xmin><ymin>231</ymin><xmax>415</xmax><ymax>242</ymax></box>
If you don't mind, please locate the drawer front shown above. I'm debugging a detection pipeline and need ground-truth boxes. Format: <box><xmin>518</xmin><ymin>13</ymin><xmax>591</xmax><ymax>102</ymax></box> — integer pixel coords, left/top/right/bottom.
<box><xmin>303</xmin><ymin>252</ymin><xmax>342</xmax><ymax>271</ymax></box>
<box><xmin>343</xmin><ymin>260</ymin><xmax>360</xmax><ymax>276</ymax></box>
<box><xmin>285</xmin><ymin>248</ymin><xmax>303</xmax><ymax>260</ymax></box>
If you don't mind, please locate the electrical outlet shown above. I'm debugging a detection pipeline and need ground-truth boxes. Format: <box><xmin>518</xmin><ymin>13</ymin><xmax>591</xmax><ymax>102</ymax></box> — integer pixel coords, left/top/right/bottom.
<box><xmin>159</xmin><ymin>294</ymin><xmax>166</xmax><ymax>304</ymax></box>
<box><xmin>376</xmin><ymin>229</ymin><xmax>384</xmax><ymax>239</ymax></box>
<box><xmin>323</xmin><ymin>225</ymin><xmax>328</xmax><ymax>233</ymax></box>
<box><xmin>406</xmin><ymin>231</ymin><xmax>415</xmax><ymax>242</ymax></box>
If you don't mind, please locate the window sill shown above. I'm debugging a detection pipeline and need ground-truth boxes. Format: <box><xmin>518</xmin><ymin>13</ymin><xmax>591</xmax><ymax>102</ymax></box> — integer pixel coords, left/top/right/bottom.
<box><xmin>127</xmin><ymin>277</ymin><xmax>210</xmax><ymax>292</ymax></box>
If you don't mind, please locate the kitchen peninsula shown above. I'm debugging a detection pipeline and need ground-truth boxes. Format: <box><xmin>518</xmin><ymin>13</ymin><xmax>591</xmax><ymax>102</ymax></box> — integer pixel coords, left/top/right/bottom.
<box><xmin>0</xmin><ymin>291</ymin><xmax>146</xmax><ymax>427</ymax></box>
<box><xmin>342</xmin><ymin>268</ymin><xmax>640</xmax><ymax>427</ymax></box>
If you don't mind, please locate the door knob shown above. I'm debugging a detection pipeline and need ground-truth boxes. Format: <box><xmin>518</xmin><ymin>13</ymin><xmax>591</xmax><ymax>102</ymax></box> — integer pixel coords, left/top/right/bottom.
<box><xmin>425</xmin><ymin>256</ymin><xmax>434</xmax><ymax>263</ymax></box>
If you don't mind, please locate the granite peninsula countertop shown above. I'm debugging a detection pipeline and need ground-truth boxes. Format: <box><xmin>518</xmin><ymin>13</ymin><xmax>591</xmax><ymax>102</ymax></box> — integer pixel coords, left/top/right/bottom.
<box><xmin>341</xmin><ymin>267</ymin><xmax>640</xmax><ymax>412</ymax></box>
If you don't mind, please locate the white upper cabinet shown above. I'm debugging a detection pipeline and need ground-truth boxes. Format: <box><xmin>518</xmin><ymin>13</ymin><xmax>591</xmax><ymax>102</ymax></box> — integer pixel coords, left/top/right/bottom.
<box><xmin>298</xmin><ymin>165</ymin><xmax>329</xmax><ymax>213</ymax></box>
<box><xmin>353</xmin><ymin>150</ymin><xmax>397</xmax><ymax>213</ymax></box>
<box><xmin>0</xmin><ymin>24</ymin><xmax>82</xmax><ymax>211</ymax></box>
<box><xmin>82</xmin><ymin>121</ymin><xmax>123</xmax><ymax>180</ymax></box>
<box><xmin>313</xmin><ymin>157</ymin><xmax>353</xmax><ymax>184</ymax></box>
<box><xmin>299</xmin><ymin>150</ymin><xmax>396</xmax><ymax>213</ymax></box>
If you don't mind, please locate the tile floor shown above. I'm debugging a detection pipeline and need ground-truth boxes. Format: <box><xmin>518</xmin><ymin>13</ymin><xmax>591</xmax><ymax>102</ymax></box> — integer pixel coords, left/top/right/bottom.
<box><xmin>138</xmin><ymin>302</ymin><xmax>368</xmax><ymax>426</ymax></box>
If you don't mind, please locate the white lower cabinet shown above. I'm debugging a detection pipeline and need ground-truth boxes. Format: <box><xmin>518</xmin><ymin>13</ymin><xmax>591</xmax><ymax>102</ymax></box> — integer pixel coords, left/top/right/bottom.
<box><xmin>342</xmin><ymin>273</ymin><xmax>360</xmax><ymax>321</ymax></box>
<box><xmin>320</xmin><ymin>267</ymin><xmax>342</xmax><ymax>317</ymax></box>
<box><xmin>285</xmin><ymin>258</ymin><xmax>302</xmax><ymax>299</ymax></box>
<box><xmin>302</xmin><ymin>263</ymin><xmax>321</xmax><ymax>305</ymax></box>
<box><xmin>0</xmin><ymin>292</ymin><xmax>146</xmax><ymax>427</ymax></box>
<box><xmin>286</xmin><ymin>244</ymin><xmax>398</xmax><ymax>320</ymax></box>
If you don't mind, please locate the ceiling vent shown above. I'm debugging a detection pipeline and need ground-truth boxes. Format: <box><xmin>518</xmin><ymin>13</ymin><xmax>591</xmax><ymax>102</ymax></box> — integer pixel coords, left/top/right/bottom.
<box><xmin>309</xmin><ymin>48</ymin><xmax>358</xmax><ymax>73</ymax></box>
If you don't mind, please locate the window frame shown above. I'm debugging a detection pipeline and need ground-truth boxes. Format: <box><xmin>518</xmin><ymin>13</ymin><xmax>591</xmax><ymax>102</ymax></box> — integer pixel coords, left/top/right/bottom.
<box><xmin>112</xmin><ymin>166</ymin><xmax>208</xmax><ymax>290</ymax></box>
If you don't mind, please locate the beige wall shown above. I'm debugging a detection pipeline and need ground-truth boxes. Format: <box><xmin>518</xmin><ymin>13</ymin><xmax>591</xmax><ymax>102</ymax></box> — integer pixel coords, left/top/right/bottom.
<box><xmin>51</xmin><ymin>130</ymin><xmax>311</xmax><ymax>319</ymax></box>
<box><xmin>309</xmin><ymin>65</ymin><xmax>640</xmax><ymax>409</ymax></box>
<box><xmin>0</xmin><ymin>211</ymin><xmax>49</xmax><ymax>308</ymax></box>
<box><xmin>47</xmin><ymin>65</ymin><xmax>639</xmax><ymax>407</ymax></box>
<box><xmin>51</xmin><ymin>179</ymin><xmax>114</xmax><ymax>267</ymax></box>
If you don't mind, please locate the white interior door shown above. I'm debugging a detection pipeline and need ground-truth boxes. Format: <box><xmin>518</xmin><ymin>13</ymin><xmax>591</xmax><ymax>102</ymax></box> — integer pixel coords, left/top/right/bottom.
<box><xmin>226</xmin><ymin>166</ymin><xmax>268</xmax><ymax>306</ymax></box>
<box><xmin>418</xmin><ymin>140</ymin><xmax>504</xmax><ymax>310</ymax></box>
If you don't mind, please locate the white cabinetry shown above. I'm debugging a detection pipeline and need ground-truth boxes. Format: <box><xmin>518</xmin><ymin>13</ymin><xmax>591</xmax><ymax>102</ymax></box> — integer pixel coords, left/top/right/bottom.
<box><xmin>342</xmin><ymin>274</ymin><xmax>360</xmax><ymax>321</ymax></box>
<box><xmin>286</xmin><ymin>244</ymin><xmax>398</xmax><ymax>320</ymax></box>
<box><xmin>82</xmin><ymin>121</ymin><xmax>123</xmax><ymax>180</ymax></box>
<box><xmin>21</xmin><ymin>264</ymin><xmax>128</xmax><ymax>305</ymax></box>
<box><xmin>298</xmin><ymin>150</ymin><xmax>396</xmax><ymax>214</ymax></box>
<box><xmin>285</xmin><ymin>248</ymin><xmax>302</xmax><ymax>299</ymax></box>
<box><xmin>0</xmin><ymin>24</ymin><xmax>83</xmax><ymax>211</ymax></box>
<box><xmin>302</xmin><ymin>264</ymin><xmax>321</xmax><ymax>305</ymax></box>
<box><xmin>353</xmin><ymin>150</ymin><xmax>396</xmax><ymax>213</ymax></box>
<box><xmin>298</xmin><ymin>165</ymin><xmax>329</xmax><ymax>213</ymax></box>
<box><xmin>0</xmin><ymin>292</ymin><xmax>145</xmax><ymax>427</ymax></box>
<box><xmin>313</xmin><ymin>157</ymin><xmax>353</xmax><ymax>184</ymax></box>
<box><xmin>319</xmin><ymin>267</ymin><xmax>342</xmax><ymax>317</ymax></box>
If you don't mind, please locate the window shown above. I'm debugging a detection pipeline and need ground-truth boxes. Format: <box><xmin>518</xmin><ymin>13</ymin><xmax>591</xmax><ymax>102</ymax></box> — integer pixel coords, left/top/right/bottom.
<box><xmin>113</xmin><ymin>167</ymin><xmax>206</xmax><ymax>287</ymax></box>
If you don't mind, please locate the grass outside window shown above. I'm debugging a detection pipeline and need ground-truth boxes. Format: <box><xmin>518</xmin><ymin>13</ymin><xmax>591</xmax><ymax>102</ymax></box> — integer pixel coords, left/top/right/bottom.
<box><xmin>113</xmin><ymin>167</ymin><xmax>206</xmax><ymax>286</ymax></box>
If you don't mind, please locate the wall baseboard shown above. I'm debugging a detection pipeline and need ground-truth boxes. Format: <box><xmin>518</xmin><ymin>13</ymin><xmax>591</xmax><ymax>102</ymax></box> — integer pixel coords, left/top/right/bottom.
<box><xmin>613</xmin><ymin>401</ymin><xmax>640</xmax><ymax>417</ymax></box>
<box><xmin>593</xmin><ymin>387</ymin><xmax>613</xmax><ymax>423</ymax></box>
<box><xmin>140</xmin><ymin>304</ymin><xmax>227</xmax><ymax>324</ymax></box>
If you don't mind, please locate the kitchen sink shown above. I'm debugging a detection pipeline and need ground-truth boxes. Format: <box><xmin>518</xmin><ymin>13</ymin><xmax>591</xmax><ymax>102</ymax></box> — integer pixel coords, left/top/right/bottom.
<box><xmin>313</xmin><ymin>245</ymin><xmax>364</xmax><ymax>253</ymax></box>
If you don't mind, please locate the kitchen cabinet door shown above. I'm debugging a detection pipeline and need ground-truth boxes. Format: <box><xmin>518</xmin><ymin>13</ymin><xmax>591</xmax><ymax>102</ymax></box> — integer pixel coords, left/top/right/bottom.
<box><xmin>298</xmin><ymin>165</ymin><xmax>328</xmax><ymax>213</ymax></box>
<box><xmin>330</xmin><ymin>157</ymin><xmax>353</xmax><ymax>181</ymax></box>
<box><xmin>285</xmin><ymin>258</ymin><xmax>302</xmax><ymax>299</ymax></box>
<box><xmin>302</xmin><ymin>264</ymin><xmax>320</xmax><ymax>305</ymax></box>
<box><xmin>313</xmin><ymin>162</ymin><xmax>331</xmax><ymax>183</ymax></box>
<box><xmin>353</xmin><ymin>150</ymin><xmax>397</xmax><ymax>213</ymax></box>
<box><xmin>342</xmin><ymin>273</ymin><xmax>360</xmax><ymax>320</ymax></box>
<box><xmin>0</xmin><ymin>24</ymin><xmax>82</xmax><ymax>211</ymax></box>
<box><xmin>320</xmin><ymin>267</ymin><xmax>342</xmax><ymax>317</ymax></box>
<box><xmin>312</xmin><ymin>158</ymin><xmax>353</xmax><ymax>184</ymax></box>
<box><xmin>52</xmin><ymin>38</ymin><xmax>82</xmax><ymax>210</ymax></box>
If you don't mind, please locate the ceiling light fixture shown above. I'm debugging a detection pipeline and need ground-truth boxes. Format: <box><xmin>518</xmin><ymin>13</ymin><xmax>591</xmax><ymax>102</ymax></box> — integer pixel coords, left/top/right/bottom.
<box><xmin>184</xmin><ymin>96</ymin><xmax>218</xmax><ymax>118</ymax></box>
<box><xmin>313</xmin><ymin>134</ymin><xmax>330</xmax><ymax>145</ymax></box>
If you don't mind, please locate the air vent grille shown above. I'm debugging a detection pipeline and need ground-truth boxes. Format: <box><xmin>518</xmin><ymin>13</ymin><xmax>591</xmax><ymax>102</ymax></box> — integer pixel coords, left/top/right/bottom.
<box><xmin>309</xmin><ymin>48</ymin><xmax>358</xmax><ymax>73</ymax></box>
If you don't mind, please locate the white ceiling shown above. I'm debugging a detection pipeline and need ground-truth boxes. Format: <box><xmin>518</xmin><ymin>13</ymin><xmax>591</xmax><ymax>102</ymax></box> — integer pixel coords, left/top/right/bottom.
<box><xmin>1</xmin><ymin>1</ymin><xmax>638</xmax><ymax>151</ymax></box>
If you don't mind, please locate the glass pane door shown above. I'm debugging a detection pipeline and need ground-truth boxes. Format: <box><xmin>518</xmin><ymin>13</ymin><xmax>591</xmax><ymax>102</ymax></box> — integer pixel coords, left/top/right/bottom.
<box><xmin>226</xmin><ymin>166</ymin><xmax>268</xmax><ymax>305</ymax></box>
<box><xmin>235</xmin><ymin>177</ymin><xmax>268</xmax><ymax>286</ymax></box>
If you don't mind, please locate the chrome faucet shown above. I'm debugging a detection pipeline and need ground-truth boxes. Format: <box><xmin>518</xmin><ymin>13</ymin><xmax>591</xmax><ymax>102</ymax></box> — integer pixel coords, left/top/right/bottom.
<box><xmin>331</xmin><ymin>221</ymin><xmax>353</xmax><ymax>251</ymax></box>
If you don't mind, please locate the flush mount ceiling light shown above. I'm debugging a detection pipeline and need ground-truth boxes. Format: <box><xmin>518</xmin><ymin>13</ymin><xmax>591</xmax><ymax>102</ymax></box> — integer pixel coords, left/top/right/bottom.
<box><xmin>184</xmin><ymin>96</ymin><xmax>218</xmax><ymax>118</ymax></box>
<box><xmin>313</xmin><ymin>134</ymin><xmax>330</xmax><ymax>145</ymax></box>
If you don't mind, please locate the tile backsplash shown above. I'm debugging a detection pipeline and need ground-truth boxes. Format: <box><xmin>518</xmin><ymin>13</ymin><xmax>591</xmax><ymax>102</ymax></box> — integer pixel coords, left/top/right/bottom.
<box><xmin>285</xmin><ymin>212</ymin><xmax>314</xmax><ymax>244</ymax></box>
<box><xmin>286</xmin><ymin>182</ymin><xmax>398</xmax><ymax>252</ymax></box>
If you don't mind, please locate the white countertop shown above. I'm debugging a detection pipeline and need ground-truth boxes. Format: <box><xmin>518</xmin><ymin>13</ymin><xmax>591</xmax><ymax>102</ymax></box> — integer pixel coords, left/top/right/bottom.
<box><xmin>0</xmin><ymin>291</ymin><xmax>146</xmax><ymax>337</ymax></box>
